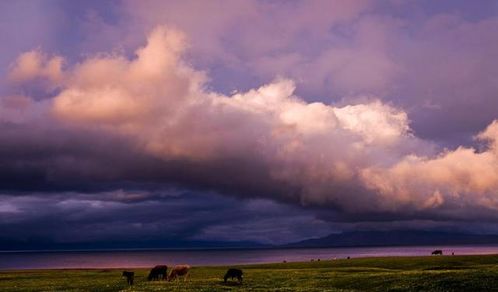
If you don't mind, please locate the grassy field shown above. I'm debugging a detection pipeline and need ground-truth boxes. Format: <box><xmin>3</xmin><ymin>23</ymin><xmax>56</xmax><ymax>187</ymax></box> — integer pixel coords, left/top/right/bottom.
<box><xmin>2</xmin><ymin>254</ymin><xmax>498</xmax><ymax>291</ymax></box>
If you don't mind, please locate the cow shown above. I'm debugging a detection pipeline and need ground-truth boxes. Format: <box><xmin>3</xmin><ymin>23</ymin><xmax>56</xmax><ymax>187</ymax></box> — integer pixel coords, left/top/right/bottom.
<box><xmin>148</xmin><ymin>265</ymin><xmax>168</xmax><ymax>281</ymax></box>
<box><xmin>432</xmin><ymin>250</ymin><xmax>443</xmax><ymax>255</ymax></box>
<box><xmin>224</xmin><ymin>268</ymin><xmax>243</xmax><ymax>284</ymax></box>
<box><xmin>168</xmin><ymin>264</ymin><xmax>191</xmax><ymax>281</ymax></box>
<box><xmin>122</xmin><ymin>271</ymin><xmax>134</xmax><ymax>285</ymax></box>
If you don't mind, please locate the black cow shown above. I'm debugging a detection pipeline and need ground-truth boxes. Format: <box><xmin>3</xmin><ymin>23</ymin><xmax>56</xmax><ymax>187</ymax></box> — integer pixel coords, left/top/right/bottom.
<box><xmin>148</xmin><ymin>265</ymin><xmax>168</xmax><ymax>281</ymax></box>
<box><xmin>122</xmin><ymin>271</ymin><xmax>134</xmax><ymax>285</ymax></box>
<box><xmin>224</xmin><ymin>268</ymin><xmax>243</xmax><ymax>283</ymax></box>
<box><xmin>432</xmin><ymin>250</ymin><xmax>443</xmax><ymax>255</ymax></box>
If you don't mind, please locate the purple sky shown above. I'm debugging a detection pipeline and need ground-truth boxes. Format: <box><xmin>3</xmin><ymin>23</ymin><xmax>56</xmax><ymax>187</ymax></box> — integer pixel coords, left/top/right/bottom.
<box><xmin>1</xmin><ymin>0</ymin><xmax>498</xmax><ymax>247</ymax></box>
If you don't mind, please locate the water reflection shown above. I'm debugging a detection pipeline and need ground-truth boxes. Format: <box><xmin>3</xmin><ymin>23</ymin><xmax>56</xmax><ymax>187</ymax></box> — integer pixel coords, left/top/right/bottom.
<box><xmin>2</xmin><ymin>245</ymin><xmax>498</xmax><ymax>270</ymax></box>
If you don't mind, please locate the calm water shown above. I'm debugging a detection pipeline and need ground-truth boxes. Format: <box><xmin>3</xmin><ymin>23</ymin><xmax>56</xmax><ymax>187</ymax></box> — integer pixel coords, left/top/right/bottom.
<box><xmin>2</xmin><ymin>245</ymin><xmax>498</xmax><ymax>270</ymax></box>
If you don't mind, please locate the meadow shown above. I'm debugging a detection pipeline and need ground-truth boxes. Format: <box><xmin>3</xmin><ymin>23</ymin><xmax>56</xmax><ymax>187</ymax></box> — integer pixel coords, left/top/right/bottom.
<box><xmin>2</xmin><ymin>254</ymin><xmax>498</xmax><ymax>291</ymax></box>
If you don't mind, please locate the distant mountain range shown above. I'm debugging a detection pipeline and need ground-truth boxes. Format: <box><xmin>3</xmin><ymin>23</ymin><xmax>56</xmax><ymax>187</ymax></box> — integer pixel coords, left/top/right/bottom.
<box><xmin>4</xmin><ymin>230</ymin><xmax>498</xmax><ymax>251</ymax></box>
<box><xmin>0</xmin><ymin>238</ymin><xmax>267</xmax><ymax>251</ymax></box>
<box><xmin>284</xmin><ymin>230</ymin><xmax>498</xmax><ymax>248</ymax></box>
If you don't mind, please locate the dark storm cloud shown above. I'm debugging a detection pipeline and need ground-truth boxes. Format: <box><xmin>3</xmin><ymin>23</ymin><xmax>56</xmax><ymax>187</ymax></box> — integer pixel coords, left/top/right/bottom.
<box><xmin>0</xmin><ymin>191</ymin><xmax>331</xmax><ymax>246</ymax></box>
<box><xmin>0</xmin><ymin>116</ymin><xmax>296</xmax><ymax>199</ymax></box>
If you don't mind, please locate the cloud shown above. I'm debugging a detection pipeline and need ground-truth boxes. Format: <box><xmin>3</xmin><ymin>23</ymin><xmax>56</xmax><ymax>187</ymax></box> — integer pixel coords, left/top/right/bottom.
<box><xmin>0</xmin><ymin>191</ymin><xmax>330</xmax><ymax>245</ymax></box>
<box><xmin>53</xmin><ymin>26</ymin><xmax>200</xmax><ymax>125</ymax></box>
<box><xmin>195</xmin><ymin>199</ymin><xmax>333</xmax><ymax>244</ymax></box>
<box><xmin>3</xmin><ymin>25</ymin><xmax>494</xmax><ymax>221</ymax></box>
<box><xmin>119</xmin><ymin>1</ymin><xmax>498</xmax><ymax>143</ymax></box>
<box><xmin>3</xmin><ymin>0</ymin><xmax>498</xmax><ymax>141</ymax></box>
<box><xmin>8</xmin><ymin>50</ymin><xmax>64</xmax><ymax>86</ymax></box>
<box><xmin>361</xmin><ymin>121</ymin><xmax>498</xmax><ymax>213</ymax></box>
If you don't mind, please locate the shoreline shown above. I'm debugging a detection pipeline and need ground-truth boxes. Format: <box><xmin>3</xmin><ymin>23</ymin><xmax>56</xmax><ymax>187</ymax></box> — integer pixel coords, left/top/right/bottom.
<box><xmin>2</xmin><ymin>253</ymin><xmax>498</xmax><ymax>272</ymax></box>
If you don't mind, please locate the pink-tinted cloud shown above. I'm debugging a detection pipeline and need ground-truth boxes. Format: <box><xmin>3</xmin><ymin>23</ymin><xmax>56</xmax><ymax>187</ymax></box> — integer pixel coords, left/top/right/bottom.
<box><xmin>8</xmin><ymin>50</ymin><xmax>64</xmax><ymax>87</ymax></box>
<box><xmin>5</xmin><ymin>26</ymin><xmax>492</xmax><ymax>218</ymax></box>
<box><xmin>114</xmin><ymin>1</ymin><xmax>498</xmax><ymax>142</ymax></box>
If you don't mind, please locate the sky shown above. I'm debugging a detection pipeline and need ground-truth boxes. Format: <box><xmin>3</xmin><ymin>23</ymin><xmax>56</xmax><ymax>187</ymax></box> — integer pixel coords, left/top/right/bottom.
<box><xmin>1</xmin><ymin>0</ymin><xmax>498</xmax><ymax>248</ymax></box>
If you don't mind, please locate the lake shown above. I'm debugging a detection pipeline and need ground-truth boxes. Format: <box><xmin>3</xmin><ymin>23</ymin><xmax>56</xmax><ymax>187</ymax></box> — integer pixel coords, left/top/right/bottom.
<box><xmin>2</xmin><ymin>245</ymin><xmax>498</xmax><ymax>270</ymax></box>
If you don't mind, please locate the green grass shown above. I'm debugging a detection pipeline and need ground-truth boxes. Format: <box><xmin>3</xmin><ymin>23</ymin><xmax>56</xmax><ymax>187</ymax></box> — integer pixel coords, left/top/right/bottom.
<box><xmin>2</xmin><ymin>255</ymin><xmax>498</xmax><ymax>291</ymax></box>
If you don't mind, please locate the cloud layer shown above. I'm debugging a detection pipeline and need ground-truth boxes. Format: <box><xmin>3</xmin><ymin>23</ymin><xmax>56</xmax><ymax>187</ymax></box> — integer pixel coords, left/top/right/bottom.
<box><xmin>3</xmin><ymin>26</ymin><xmax>497</xmax><ymax>221</ymax></box>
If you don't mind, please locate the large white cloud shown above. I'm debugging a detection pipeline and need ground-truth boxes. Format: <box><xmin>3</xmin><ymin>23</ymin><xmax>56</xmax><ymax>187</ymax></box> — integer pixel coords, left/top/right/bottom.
<box><xmin>361</xmin><ymin>121</ymin><xmax>498</xmax><ymax>212</ymax></box>
<box><xmin>6</xmin><ymin>26</ymin><xmax>498</xmax><ymax>219</ymax></box>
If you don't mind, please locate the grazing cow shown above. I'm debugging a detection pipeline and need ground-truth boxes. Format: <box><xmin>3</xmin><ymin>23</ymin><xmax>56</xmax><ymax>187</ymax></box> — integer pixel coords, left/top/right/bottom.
<box><xmin>148</xmin><ymin>265</ymin><xmax>168</xmax><ymax>281</ymax></box>
<box><xmin>224</xmin><ymin>268</ymin><xmax>243</xmax><ymax>283</ymax></box>
<box><xmin>122</xmin><ymin>271</ymin><xmax>134</xmax><ymax>286</ymax></box>
<box><xmin>432</xmin><ymin>250</ymin><xmax>443</xmax><ymax>255</ymax></box>
<box><xmin>168</xmin><ymin>265</ymin><xmax>191</xmax><ymax>281</ymax></box>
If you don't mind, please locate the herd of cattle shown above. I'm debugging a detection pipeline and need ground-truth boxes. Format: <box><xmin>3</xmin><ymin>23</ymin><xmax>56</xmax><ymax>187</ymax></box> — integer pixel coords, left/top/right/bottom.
<box><xmin>121</xmin><ymin>250</ymin><xmax>447</xmax><ymax>286</ymax></box>
<box><xmin>121</xmin><ymin>265</ymin><xmax>243</xmax><ymax>286</ymax></box>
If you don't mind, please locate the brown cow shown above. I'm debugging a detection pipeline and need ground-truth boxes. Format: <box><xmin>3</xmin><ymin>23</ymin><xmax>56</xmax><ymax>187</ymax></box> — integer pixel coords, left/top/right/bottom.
<box><xmin>168</xmin><ymin>264</ymin><xmax>191</xmax><ymax>281</ymax></box>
